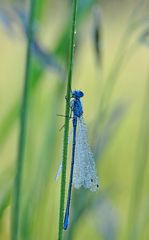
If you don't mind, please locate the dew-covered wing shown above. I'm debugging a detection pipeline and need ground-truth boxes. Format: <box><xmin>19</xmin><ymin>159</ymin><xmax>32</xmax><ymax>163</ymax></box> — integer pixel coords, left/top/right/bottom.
<box><xmin>73</xmin><ymin>117</ymin><xmax>99</xmax><ymax>191</ymax></box>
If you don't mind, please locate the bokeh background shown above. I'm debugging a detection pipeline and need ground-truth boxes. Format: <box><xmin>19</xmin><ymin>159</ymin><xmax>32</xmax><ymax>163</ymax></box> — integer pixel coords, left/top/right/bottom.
<box><xmin>0</xmin><ymin>0</ymin><xmax>149</xmax><ymax>239</ymax></box>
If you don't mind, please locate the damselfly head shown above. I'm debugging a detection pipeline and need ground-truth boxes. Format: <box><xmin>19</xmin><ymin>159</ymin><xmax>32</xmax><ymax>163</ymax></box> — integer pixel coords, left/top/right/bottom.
<box><xmin>72</xmin><ymin>90</ymin><xmax>84</xmax><ymax>98</ymax></box>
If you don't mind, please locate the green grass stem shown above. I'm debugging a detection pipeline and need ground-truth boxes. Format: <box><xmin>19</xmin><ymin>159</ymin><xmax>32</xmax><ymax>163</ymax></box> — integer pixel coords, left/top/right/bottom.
<box><xmin>11</xmin><ymin>1</ymin><xmax>37</xmax><ymax>240</ymax></box>
<box><xmin>127</xmin><ymin>69</ymin><xmax>149</xmax><ymax>240</ymax></box>
<box><xmin>91</xmin><ymin>0</ymin><xmax>144</xmax><ymax>140</ymax></box>
<box><xmin>58</xmin><ymin>1</ymin><xmax>78</xmax><ymax>240</ymax></box>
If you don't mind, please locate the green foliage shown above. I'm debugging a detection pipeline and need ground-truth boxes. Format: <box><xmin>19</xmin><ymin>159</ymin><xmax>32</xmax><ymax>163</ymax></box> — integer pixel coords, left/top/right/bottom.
<box><xmin>11</xmin><ymin>1</ymin><xmax>38</xmax><ymax>240</ymax></box>
<box><xmin>0</xmin><ymin>0</ymin><xmax>149</xmax><ymax>240</ymax></box>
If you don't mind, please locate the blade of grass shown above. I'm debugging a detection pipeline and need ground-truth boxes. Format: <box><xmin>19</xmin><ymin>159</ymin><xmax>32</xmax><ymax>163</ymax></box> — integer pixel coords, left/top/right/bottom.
<box><xmin>92</xmin><ymin>0</ymin><xmax>146</xmax><ymax>140</ymax></box>
<box><xmin>20</xmin><ymin>82</ymin><xmax>65</xmax><ymax>240</ymax></box>
<box><xmin>58</xmin><ymin>0</ymin><xmax>78</xmax><ymax>239</ymax></box>
<box><xmin>127</xmin><ymin>68</ymin><xmax>149</xmax><ymax>240</ymax></box>
<box><xmin>0</xmin><ymin>103</ymin><xmax>19</xmax><ymax>149</ymax></box>
<box><xmin>0</xmin><ymin>186</ymin><xmax>11</xmax><ymax>219</ymax></box>
<box><xmin>55</xmin><ymin>0</ymin><xmax>97</xmax><ymax>59</ymax></box>
<box><xmin>11</xmin><ymin>1</ymin><xmax>37</xmax><ymax>240</ymax></box>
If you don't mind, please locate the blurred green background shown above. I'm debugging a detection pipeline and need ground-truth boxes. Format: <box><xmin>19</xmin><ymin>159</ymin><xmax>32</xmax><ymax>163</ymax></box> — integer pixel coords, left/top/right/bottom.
<box><xmin>0</xmin><ymin>0</ymin><xmax>149</xmax><ymax>239</ymax></box>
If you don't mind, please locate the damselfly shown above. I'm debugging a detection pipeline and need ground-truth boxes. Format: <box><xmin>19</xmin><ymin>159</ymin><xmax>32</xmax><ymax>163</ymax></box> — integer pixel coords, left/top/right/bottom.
<box><xmin>57</xmin><ymin>90</ymin><xmax>99</xmax><ymax>230</ymax></box>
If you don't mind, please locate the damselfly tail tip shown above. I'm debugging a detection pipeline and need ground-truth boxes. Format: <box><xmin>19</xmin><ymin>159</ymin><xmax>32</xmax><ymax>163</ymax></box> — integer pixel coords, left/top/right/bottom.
<box><xmin>63</xmin><ymin>216</ymin><xmax>69</xmax><ymax>230</ymax></box>
<box><xmin>63</xmin><ymin>223</ymin><xmax>68</xmax><ymax>230</ymax></box>
<box><xmin>63</xmin><ymin>208</ymin><xmax>69</xmax><ymax>230</ymax></box>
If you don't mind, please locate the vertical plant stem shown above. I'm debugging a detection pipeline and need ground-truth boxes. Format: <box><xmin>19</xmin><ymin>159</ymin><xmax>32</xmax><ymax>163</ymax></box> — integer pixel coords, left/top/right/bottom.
<box><xmin>58</xmin><ymin>1</ymin><xmax>78</xmax><ymax>240</ymax></box>
<box><xmin>92</xmin><ymin>0</ymin><xmax>144</xmax><ymax>140</ymax></box>
<box><xmin>127</xmin><ymin>69</ymin><xmax>149</xmax><ymax>240</ymax></box>
<box><xmin>11</xmin><ymin>1</ymin><xmax>37</xmax><ymax>240</ymax></box>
